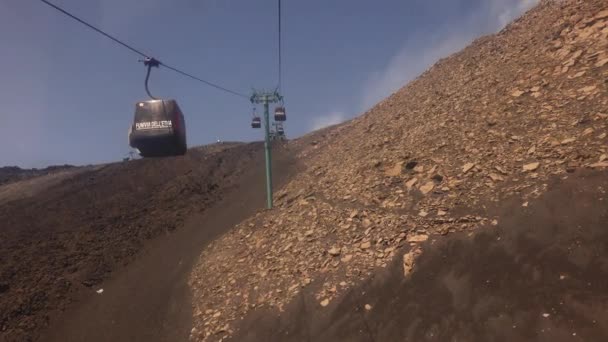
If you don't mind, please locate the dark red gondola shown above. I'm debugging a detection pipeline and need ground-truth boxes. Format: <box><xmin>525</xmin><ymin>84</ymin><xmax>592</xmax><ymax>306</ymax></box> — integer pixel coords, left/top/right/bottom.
<box><xmin>251</xmin><ymin>116</ymin><xmax>261</xmax><ymax>129</ymax></box>
<box><xmin>274</xmin><ymin>106</ymin><xmax>286</xmax><ymax>121</ymax></box>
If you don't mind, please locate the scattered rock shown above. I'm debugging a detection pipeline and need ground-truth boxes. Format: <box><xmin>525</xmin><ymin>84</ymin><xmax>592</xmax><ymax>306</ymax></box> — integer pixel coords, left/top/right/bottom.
<box><xmin>511</xmin><ymin>89</ymin><xmax>525</xmax><ymax>97</ymax></box>
<box><xmin>413</xmin><ymin>165</ymin><xmax>425</xmax><ymax>173</ymax></box>
<box><xmin>523</xmin><ymin>162</ymin><xmax>540</xmax><ymax>172</ymax></box>
<box><xmin>365</xmin><ymin>304</ymin><xmax>372</xmax><ymax>311</ymax></box>
<box><xmin>463</xmin><ymin>163</ymin><xmax>476</xmax><ymax>174</ymax></box>
<box><xmin>320</xmin><ymin>299</ymin><xmax>330</xmax><ymax>307</ymax></box>
<box><xmin>341</xmin><ymin>255</ymin><xmax>353</xmax><ymax>263</ymax></box>
<box><xmin>405</xmin><ymin>178</ymin><xmax>418</xmax><ymax>189</ymax></box>
<box><xmin>407</xmin><ymin>234</ymin><xmax>429</xmax><ymax>243</ymax></box>
<box><xmin>589</xmin><ymin>162</ymin><xmax>608</xmax><ymax>168</ymax></box>
<box><xmin>385</xmin><ymin>162</ymin><xmax>404</xmax><ymax>177</ymax></box>
<box><xmin>596</xmin><ymin>58</ymin><xmax>608</xmax><ymax>67</ymax></box>
<box><xmin>403</xmin><ymin>249</ymin><xmax>419</xmax><ymax>277</ymax></box>
<box><xmin>328</xmin><ymin>247</ymin><xmax>341</xmax><ymax>256</ymax></box>
<box><xmin>419</xmin><ymin>182</ymin><xmax>435</xmax><ymax>195</ymax></box>
<box><xmin>579</xmin><ymin>85</ymin><xmax>598</xmax><ymax>93</ymax></box>
<box><xmin>489</xmin><ymin>173</ymin><xmax>504</xmax><ymax>182</ymax></box>
<box><xmin>360</xmin><ymin>242</ymin><xmax>372</xmax><ymax>250</ymax></box>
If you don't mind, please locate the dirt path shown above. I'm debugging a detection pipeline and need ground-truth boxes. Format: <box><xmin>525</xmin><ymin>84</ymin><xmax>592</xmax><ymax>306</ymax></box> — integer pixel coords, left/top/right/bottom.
<box><xmin>29</xmin><ymin>143</ymin><xmax>298</xmax><ymax>342</ymax></box>
<box><xmin>231</xmin><ymin>170</ymin><xmax>608</xmax><ymax>342</ymax></box>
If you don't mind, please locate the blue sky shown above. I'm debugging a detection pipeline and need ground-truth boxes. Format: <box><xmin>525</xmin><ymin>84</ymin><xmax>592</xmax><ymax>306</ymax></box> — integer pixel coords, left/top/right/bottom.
<box><xmin>1</xmin><ymin>0</ymin><xmax>537</xmax><ymax>168</ymax></box>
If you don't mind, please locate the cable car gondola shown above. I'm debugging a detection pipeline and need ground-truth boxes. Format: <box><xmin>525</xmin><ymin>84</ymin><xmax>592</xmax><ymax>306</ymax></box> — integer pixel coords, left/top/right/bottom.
<box><xmin>128</xmin><ymin>58</ymin><xmax>187</xmax><ymax>157</ymax></box>
<box><xmin>274</xmin><ymin>106</ymin><xmax>286</xmax><ymax>122</ymax></box>
<box><xmin>251</xmin><ymin>107</ymin><xmax>261</xmax><ymax>128</ymax></box>
<box><xmin>251</xmin><ymin>116</ymin><xmax>262</xmax><ymax>129</ymax></box>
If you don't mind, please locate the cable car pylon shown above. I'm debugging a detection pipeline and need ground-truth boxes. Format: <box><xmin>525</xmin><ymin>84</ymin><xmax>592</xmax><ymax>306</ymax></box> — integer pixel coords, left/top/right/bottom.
<box><xmin>250</xmin><ymin>89</ymin><xmax>284</xmax><ymax>209</ymax></box>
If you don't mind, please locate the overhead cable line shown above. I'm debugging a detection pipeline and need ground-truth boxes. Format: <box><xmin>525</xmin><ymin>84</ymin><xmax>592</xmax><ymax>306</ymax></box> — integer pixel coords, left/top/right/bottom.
<box><xmin>277</xmin><ymin>0</ymin><xmax>283</xmax><ymax>92</ymax></box>
<box><xmin>38</xmin><ymin>0</ymin><xmax>249</xmax><ymax>99</ymax></box>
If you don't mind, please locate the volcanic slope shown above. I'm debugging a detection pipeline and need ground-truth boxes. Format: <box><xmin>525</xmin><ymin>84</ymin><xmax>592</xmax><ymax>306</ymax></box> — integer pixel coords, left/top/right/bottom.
<box><xmin>189</xmin><ymin>0</ymin><xmax>608</xmax><ymax>340</ymax></box>
<box><xmin>0</xmin><ymin>142</ymin><xmax>289</xmax><ymax>342</ymax></box>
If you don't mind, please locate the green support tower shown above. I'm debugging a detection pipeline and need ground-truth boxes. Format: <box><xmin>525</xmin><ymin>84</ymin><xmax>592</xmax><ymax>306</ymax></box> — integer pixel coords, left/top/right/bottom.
<box><xmin>250</xmin><ymin>89</ymin><xmax>283</xmax><ymax>209</ymax></box>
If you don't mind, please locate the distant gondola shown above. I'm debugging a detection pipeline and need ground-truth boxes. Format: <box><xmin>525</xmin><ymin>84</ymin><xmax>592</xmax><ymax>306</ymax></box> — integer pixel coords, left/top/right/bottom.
<box><xmin>274</xmin><ymin>106</ymin><xmax>286</xmax><ymax>121</ymax></box>
<box><xmin>251</xmin><ymin>116</ymin><xmax>262</xmax><ymax>129</ymax></box>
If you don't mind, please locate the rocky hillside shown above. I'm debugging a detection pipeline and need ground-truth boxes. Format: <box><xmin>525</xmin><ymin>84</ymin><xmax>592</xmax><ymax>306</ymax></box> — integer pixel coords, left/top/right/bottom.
<box><xmin>0</xmin><ymin>165</ymin><xmax>76</xmax><ymax>186</ymax></box>
<box><xmin>0</xmin><ymin>143</ymin><xmax>261</xmax><ymax>341</ymax></box>
<box><xmin>188</xmin><ymin>0</ymin><xmax>608</xmax><ymax>340</ymax></box>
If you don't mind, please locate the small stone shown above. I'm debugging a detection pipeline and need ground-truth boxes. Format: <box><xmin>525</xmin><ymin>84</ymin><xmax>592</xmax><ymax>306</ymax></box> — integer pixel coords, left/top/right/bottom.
<box><xmin>320</xmin><ymin>299</ymin><xmax>330</xmax><ymax>307</ymax></box>
<box><xmin>385</xmin><ymin>162</ymin><xmax>404</xmax><ymax>177</ymax></box>
<box><xmin>463</xmin><ymin>163</ymin><xmax>475</xmax><ymax>173</ymax></box>
<box><xmin>523</xmin><ymin>202</ymin><xmax>529</xmax><ymax>207</ymax></box>
<box><xmin>341</xmin><ymin>254</ymin><xmax>353</xmax><ymax>263</ymax></box>
<box><xmin>419</xmin><ymin>182</ymin><xmax>435</xmax><ymax>195</ymax></box>
<box><xmin>405</xmin><ymin>178</ymin><xmax>418</xmax><ymax>189</ymax></box>
<box><xmin>589</xmin><ymin>162</ymin><xmax>608</xmax><ymax>168</ymax></box>
<box><xmin>340</xmin><ymin>281</ymin><xmax>347</xmax><ymax>286</ymax></box>
<box><xmin>495</xmin><ymin>166</ymin><xmax>508</xmax><ymax>174</ymax></box>
<box><xmin>523</xmin><ymin>162</ymin><xmax>540</xmax><ymax>172</ymax></box>
<box><xmin>365</xmin><ymin>304</ymin><xmax>372</xmax><ymax>311</ymax></box>
<box><xmin>561</xmin><ymin>138</ymin><xmax>576</xmax><ymax>145</ymax></box>
<box><xmin>599</xmin><ymin>133</ymin><xmax>607</xmax><ymax>139</ymax></box>
<box><xmin>596</xmin><ymin>58</ymin><xmax>608</xmax><ymax>68</ymax></box>
<box><xmin>579</xmin><ymin>85</ymin><xmax>597</xmax><ymax>93</ymax></box>
<box><xmin>418</xmin><ymin>210</ymin><xmax>429</xmax><ymax>217</ymax></box>
<box><xmin>511</xmin><ymin>89</ymin><xmax>525</xmax><ymax>97</ymax></box>
<box><xmin>583</xmin><ymin>128</ymin><xmax>594</xmax><ymax>136</ymax></box>
<box><xmin>413</xmin><ymin>165</ymin><xmax>425</xmax><ymax>173</ymax></box>
<box><xmin>407</xmin><ymin>234</ymin><xmax>429</xmax><ymax>243</ymax></box>
<box><xmin>305</xmin><ymin>230</ymin><xmax>314</xmax><ymax>237</ymax></box>
<box><xmin>543</xmin><ymin>313</ymin><xmax>550</xmax><ymax>318</ymax></box>
<box><xmin>360</xmin><ymin>242</ymin><xmax>371</xmax><ymax>250</ymax></box>
<box><xmin>328</xmin><ymin>247</ymin><xmax>341</xmax><ymax>256</ymax></box>
<box><xmin>489</xmin><ymin>173</ymin><xmax>504</xmax><ymax>182</ymax></box>
<box><xmin>403</xmin><ymin>251</ymin><xmax>416</xmax><ymax>277</ymax></box>
<box><xmin>491</xmin><ymin>220</ymin><xmax>498</xmax><ymax>226</ymax></box>
<box><xmin>595</xmin><ymin>10</ymin><xmax>608</xmax><ymax>20</ymax></box>
<box><xmin>437</xmin><ymin>210</ymin><xmax>447</xmax><ymax>216</ymax></box>
<box><xmin>600</xmin><ymin>155</ymin><xmax>607</xmax><ymax>162</ymax></box>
